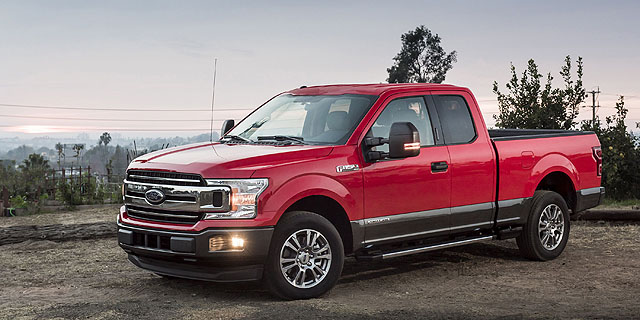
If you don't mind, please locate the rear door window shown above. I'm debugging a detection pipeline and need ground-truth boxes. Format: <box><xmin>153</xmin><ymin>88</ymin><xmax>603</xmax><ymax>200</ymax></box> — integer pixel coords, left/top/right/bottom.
<box><xmin>433</xmin><ymin>95</ymin><xmax>476</xmax><ymax>144</ymax></box>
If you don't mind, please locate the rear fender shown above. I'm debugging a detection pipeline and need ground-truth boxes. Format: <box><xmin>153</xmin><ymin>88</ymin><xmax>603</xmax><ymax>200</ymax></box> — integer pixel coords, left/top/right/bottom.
<box><xmin>528</xmin><ymin>153</ymin><xmax>579</xmax><ymax>197</ymax></box>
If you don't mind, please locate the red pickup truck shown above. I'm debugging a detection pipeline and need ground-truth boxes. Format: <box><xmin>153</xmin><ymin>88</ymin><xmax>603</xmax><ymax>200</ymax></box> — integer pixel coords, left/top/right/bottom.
<box><xmin>117</xmin><ymin>83</ymin><xmax>604</xmax><ymax>299</ymax></box>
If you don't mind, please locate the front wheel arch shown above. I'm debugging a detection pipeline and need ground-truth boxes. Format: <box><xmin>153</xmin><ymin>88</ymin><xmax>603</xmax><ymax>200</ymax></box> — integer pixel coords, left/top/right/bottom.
<box><xmin>264</xmin><ymin>211</ymin><xmax>345</xmax><ymax>300</ymax></box>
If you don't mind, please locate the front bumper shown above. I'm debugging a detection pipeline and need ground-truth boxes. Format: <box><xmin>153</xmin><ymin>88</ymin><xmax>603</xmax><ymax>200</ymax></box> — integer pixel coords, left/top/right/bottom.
<box><xmin>117</xmin><ymin>222</ymin><xmax>274</xmax><ymax>282</ymax></box>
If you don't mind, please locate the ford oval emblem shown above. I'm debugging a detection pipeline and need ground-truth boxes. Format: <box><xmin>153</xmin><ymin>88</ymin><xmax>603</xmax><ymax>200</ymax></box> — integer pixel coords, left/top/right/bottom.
<box><xmin>145</xmin><ymin>189</ymin><xmax>165</xmax><ymax>205</ymax></box>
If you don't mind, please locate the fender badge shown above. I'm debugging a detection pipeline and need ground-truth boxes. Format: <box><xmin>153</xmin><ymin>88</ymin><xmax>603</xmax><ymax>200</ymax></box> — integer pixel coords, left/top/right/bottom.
<box><xmin>336</xmin><ymin>164</ymin><xmax>360</xmax><ymax>173</ymax></box>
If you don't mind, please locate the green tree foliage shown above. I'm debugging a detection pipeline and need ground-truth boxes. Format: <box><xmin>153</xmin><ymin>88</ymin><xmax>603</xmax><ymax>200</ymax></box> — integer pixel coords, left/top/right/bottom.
<box><xmin>387</xmin><ymin>26</ymin><xmax>457</xmax><ymax>84</ymax></box>
<box><xmin>0</xmin><ymin>160</ymin><xmax>19</xmax><ymax>197</ymax></box>
<box><xmin>4</xmin><ymin>145</ymin><xmax>35</xmax><ymax>162</ymax></box>
<box><xmin>493</xmin><ymin>56</ymin><xmax>586</xmax><ymax>129</ymax></box>
<box><xmin>19</xmin><ymin>154</ymin><xmax>51</xmax><ymax>201</ymax></box>
<box><xmin>55</xmin><ymin>143</ymin><xmax>65</xmax><ymax>168</ymax></box>
<box><xmin>99</xmin><ymin>132</ymin><xmax>112</xmax><ymax>146</ymax></box>
<box><xmin>581</xmin><ymin>97</ymin><xmax>640</xmax><ymax>200</ymax></box>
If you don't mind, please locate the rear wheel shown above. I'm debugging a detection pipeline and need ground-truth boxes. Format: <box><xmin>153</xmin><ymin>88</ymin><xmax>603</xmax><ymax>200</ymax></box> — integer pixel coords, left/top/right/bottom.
<box><xmin>517</xmin><ymin>190</ymin><xmax>570</xmax><ymax>261</ymax></box>
<box><xmin>265</xmin><ymin>211</ymin><xmax>344</xmax><ymax>300</ymax></box>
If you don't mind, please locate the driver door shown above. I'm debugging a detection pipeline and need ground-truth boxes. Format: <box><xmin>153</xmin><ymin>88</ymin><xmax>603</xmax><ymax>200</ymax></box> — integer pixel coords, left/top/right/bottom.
<box><xmin>362</xmin><ymin>93</ymin><xmax>451</xmax><ymax>245</ymax></box>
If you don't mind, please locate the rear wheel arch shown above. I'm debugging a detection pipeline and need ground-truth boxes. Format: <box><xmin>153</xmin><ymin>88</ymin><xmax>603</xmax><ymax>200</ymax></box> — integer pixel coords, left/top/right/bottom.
<box><xmin>536</xmin><ymin>171</ymin><xmax>577</xmax><ymax>213</ymax></box>
<box><xmin>516</xmin><ymin>190</ymin><xmax>570</xmax><ymax>261</ymax></box>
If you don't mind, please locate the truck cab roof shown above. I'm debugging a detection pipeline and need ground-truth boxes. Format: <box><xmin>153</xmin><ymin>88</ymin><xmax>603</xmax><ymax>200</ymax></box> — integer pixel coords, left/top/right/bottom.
<box><xmin>287</xmin><ymin>83</ymin><xmax>465</xmax><ymax>96</ymax></box>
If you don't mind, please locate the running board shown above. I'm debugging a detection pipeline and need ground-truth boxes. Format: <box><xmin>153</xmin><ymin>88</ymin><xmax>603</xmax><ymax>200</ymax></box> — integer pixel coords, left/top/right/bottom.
<box><xmin>359</xmin><ymin>236</ymin><xmax>495</xmax><ymax>260</ymax></box>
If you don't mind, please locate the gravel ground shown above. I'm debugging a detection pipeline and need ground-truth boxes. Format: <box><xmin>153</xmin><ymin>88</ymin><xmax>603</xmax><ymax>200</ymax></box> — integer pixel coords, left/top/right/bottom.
<box><xmin>0</xmin><ymin>205</ymin><xmax>120</xmax><ymax>228</ymax></box>
<box><xmin>1</xmin><ymin>208</ymin><xmax>639</xmax><ymax>319</ymax></box>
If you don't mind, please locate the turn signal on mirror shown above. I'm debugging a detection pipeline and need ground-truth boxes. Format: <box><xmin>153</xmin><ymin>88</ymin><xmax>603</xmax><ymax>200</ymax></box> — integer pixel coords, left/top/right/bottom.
<box><xmin>404</xmin><ymin>142</ymin><xmax>421</xmax><ymax>150</ymax></box>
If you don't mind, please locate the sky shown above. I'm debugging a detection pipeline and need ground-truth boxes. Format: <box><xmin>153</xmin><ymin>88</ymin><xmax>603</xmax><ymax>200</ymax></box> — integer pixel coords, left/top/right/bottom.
<box><xmin>1</xmin><ymin>0</ymin><xmax>639</xmax><ymax>142</ymax></box>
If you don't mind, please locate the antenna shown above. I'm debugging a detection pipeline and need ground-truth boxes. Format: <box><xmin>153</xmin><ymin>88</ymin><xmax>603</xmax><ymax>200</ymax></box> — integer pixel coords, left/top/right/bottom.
<box><xmin>209</xmin><ymin>58</ymin><xmax>218</xmax><ymax>142</ymax></box>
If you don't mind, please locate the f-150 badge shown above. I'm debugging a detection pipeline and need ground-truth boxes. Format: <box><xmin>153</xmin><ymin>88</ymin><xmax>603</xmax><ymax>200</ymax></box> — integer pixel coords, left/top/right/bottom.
<box><xmin>336</xmin><ymin>164</ymin><xmax>360</xmax><ymax>173</ymax></box>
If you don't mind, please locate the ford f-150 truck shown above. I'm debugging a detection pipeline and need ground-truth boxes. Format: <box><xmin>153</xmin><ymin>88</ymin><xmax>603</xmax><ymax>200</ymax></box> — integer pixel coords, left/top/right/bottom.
<box><xmin>117</xmin><ymin>83</ymin><xmax>604</xmax><ymax>299</ymax></box>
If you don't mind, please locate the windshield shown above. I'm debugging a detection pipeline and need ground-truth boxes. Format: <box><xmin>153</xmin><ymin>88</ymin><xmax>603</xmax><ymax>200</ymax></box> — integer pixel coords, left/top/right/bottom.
<box><xmin>226</xmin><ymin>94</ymin><xmax>377</xmax><ymax>145</ymax></box>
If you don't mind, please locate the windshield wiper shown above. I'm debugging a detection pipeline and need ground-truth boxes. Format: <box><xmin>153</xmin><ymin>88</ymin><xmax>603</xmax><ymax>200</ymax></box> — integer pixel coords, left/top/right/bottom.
<box><xmin>220</xmin><ymin>135</ymin><xmax>252</xmax><ymax>142</ymax></box>
<box><xmin>257</xmin><ymin>135</ymin><xmax>306</xmax><ymax>144</ymax></box>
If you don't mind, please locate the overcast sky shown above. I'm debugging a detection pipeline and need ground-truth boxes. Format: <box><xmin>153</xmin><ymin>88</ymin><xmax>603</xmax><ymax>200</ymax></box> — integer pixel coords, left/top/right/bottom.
<box><xmin>1</xmin><ymin>0</ymin><xmax>639</xmax><ymax>140</ymax></box>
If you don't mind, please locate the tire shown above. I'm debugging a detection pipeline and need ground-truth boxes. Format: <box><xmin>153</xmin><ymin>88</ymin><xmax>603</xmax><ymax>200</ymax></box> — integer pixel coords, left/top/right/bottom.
<box><xmin>516</xmin><ymin>190</ymin><xmax>570</xmax><ymax>261</ymax></box>
<box><xmin>264</xmin><ymin>211</ymin><xmax>344</xmax><ymax>300</ymax></box>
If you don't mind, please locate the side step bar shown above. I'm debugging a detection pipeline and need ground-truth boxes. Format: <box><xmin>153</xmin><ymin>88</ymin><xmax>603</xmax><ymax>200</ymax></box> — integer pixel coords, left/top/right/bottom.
<box><xmin>361</xmin><ymin>236</ymin><xmax>494</xmax><ymax>260</ymax></box>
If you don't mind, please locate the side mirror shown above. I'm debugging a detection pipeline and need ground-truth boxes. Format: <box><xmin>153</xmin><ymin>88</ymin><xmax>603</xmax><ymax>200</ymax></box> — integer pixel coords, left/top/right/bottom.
<box><xmin>221</xmin><ymin>119</ymin><xmax>235</xmax><ymax>135</ymax></box>
<box><xmin>388</xmin><ymin>122</ymin><xmax>420</xmax><ymax>158</ymax></box>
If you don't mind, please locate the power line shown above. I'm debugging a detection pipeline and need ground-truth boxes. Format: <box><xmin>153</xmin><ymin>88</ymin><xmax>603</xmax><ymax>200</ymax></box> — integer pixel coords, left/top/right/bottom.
<box><xmin>0</xmin><ymin>103</ymin><xmax>253</xmax><ymax>112</ymax></box>
<box><xmin>599</xmin><ymin>93</ymin><xmax>640</xmax><ymax>98</ymax></box>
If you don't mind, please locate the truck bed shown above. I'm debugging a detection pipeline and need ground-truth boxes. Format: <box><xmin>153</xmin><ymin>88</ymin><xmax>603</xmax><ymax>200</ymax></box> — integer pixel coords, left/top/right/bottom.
<box><xmin>489</xmin><ymin>128</ymin><xmax>601</xmax><ymax>223</ymax></box>
<box><xmin>488</xmin><ymin>129</ymin><xmax>594</xmax><ymax>141</ymax></box>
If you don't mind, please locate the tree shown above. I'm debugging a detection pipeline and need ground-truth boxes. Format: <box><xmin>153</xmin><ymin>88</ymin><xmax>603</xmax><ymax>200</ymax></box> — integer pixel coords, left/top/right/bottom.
<box><xmin>99</xmin><ymin>132</ymin><xmax>112</xmax><ymax>147</ymax></box>
<box><xmin>19</xmin><ymin>154</ymin><xmax>51</xmax><ymax>201</ymax></box>
<box><xmin>55</xmin><ymin>143</ymin><xmax>65</xmax><ymax>168</ymax></box>
<box><xmin>581</xmin><ymin>97</ymin><xmax>639</xmax><ymax>200</ymax></box>
<box><xmin>5</xmin><ymin>145</ymin><xmax>35</xmax><ymax>162</ymax></box>
<box><xmin>493</xmin><ymin>56</ymin><xmax>586</xmax><ymax>129</ymax></box>
<box><xmin>72</xmin><ymin>144</ymin><xmax>85</xmax><ymax>164</ymax></box>
<box><xmin>387</xmin><ymin>26</ymin><xmax>457</xmax><ymax>84</ymax></box>
<box><xmin>0</xmin><ymin>160</ymin><xmax>19</xmax><ymax>198</ymax></box>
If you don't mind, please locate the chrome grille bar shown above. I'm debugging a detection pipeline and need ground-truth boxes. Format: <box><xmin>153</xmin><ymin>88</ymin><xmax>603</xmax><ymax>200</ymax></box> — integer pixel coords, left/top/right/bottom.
<box><xmin>127</xmin><ymin>208</ymin><xmax>200</xmax><ymax>219</ymax></box>
<box><xmin>128</xmin><ymin>174</ymin><xmax>202</xmax><ymax>184</ymax></box>
<box><xmin>126</xmin><ymin>170</ymin><xmax>205</xmax><ymax>186</ymax></box>
<box><xmin>123</xmin><ymin>170</ymin><xmax>231</xmax><ymax>224</ymax></box>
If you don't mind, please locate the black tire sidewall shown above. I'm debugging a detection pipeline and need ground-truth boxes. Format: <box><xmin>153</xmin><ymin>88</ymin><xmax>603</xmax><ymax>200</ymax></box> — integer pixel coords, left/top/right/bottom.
<box><xmin>265</xmin><ymin>211</ymin><xmax>344</xmax><ymax>300</ymax></box>
<box><xmin>525</xmin><ymin>191</ymin><xmax>571</xmax><ymax>260</ymax></box>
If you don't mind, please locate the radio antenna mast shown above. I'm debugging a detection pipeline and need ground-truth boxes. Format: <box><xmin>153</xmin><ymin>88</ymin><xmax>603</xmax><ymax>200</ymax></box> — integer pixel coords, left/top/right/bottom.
<box><xmin>209</xmin><ymin>58</ymin><xmax>218</xmax><ymax>142</ymax></box>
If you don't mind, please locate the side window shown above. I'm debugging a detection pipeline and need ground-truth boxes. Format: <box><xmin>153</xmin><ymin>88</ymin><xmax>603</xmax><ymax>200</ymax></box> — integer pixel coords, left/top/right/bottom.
<box><xmin>434</xmin><ymin>95</ymin><xmax>476</xmax><ymax>144</ymax></box>
<box><xmin>370</xmin><ymin>97</ymin><xmax>434</xmax><ymax>153</ymax></box>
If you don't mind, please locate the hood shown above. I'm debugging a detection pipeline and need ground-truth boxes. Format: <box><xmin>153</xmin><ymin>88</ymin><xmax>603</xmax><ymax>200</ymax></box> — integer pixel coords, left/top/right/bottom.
<box><xmin>129</xmin><ymin>142</ymin><xmax>334</xmax><ymax>178</ymax></box>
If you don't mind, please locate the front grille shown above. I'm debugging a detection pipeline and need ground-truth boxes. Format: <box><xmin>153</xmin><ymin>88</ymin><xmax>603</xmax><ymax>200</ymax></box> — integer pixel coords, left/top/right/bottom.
<box><xmin>127</xmin><ymin>170</ymin><xmax>205</xmax><ymax>186</ymax></box>
<box><xmin>123</xmin><ymin>170</ymin><xmax>230</xmax><ymax>224</ymax></box>
<box><xmin>126</xmin><ymin>205</ymin><xmax>202</xmax><ymax>224</ymax></box>
<box><xmin>125</xmin><ymin>190</ymin><xmax>197</xmax><ymax>203</ymax></box>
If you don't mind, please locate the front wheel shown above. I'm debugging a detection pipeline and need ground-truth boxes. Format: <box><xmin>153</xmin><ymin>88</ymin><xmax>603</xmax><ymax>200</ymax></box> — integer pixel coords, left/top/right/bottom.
<box><xmin>264</xmin><ymin>211</ymin><xmax>344</xmax><ymax>300</ymax></box>
<box><xmin>516</xmin><ymin>190</ymin><xmax>570</xmax><ymax>261</ymax></box>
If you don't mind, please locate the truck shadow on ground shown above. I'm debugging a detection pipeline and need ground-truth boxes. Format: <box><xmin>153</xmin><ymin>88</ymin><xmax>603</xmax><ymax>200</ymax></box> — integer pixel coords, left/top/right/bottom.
<box><xmin>339</xmin><ymin>241</ymin><xmax>522</xmax><ymax>283</ymax></box>
<box><xmin>142</xmin><ymin>241</ymin><xmax>522</xmax><ymax>299</ymax></box>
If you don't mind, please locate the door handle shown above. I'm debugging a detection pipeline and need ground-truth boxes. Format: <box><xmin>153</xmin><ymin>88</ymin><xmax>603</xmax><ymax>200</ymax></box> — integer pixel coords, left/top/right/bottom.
<box><xmin>431</xmin><ymin>161</ymin><xmax>448</xmax><ymax>172</ymax></box>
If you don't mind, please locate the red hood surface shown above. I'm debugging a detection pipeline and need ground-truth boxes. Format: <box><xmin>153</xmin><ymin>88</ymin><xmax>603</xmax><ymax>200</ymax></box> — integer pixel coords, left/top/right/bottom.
<box><xmin>128</xmin><ymin>142</ymin><xmax>334</xmax><ymax>178</ymax></box>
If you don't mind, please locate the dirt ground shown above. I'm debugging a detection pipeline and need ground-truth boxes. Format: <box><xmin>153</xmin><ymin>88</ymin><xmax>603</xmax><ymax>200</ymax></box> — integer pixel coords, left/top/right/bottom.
<box><xmin>1</xmin><ymin>208</ymin><xmax>639</xmax><ymax>319</ymax></box>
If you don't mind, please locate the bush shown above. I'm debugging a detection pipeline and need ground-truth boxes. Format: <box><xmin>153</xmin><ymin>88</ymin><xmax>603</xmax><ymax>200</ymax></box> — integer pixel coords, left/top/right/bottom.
<box><xmin>9</xmin><ymin>195</ymin><xmax>28</xmax><ymax>209</ymax></box>
<box><xmin>581</xmin><ymin>96</ymin><xmax>640</xmax><ymax>200</ymax></box>
<box><xmin>56</xmin><ymin>180</ymin><xmax>84</xmax><ymax>209</ymax></box>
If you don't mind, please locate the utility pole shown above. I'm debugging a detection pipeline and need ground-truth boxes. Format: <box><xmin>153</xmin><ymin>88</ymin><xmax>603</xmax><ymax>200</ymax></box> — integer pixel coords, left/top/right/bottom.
<box><xmin>588</xmin><ymin>87</ymin><xmax>601</xmax><ymax>126</ymax></box>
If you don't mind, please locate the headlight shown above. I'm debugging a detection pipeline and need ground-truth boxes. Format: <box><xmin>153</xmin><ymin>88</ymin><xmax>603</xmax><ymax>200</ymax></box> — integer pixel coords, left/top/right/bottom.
<box><xmin>204</xmin><ymin>178</ymin><xmax>268</xmax><ymax>219</ymax></box>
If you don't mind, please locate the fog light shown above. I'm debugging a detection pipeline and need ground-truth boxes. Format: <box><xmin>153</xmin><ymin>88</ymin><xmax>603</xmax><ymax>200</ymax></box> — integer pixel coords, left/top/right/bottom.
<box><xmin>208</xmin><ymin>235</ymin><xmax>245</xmax><ymax>252</ymax></box>
<box><xmin>231</xmin><ymin>236</ymin><xmax>245</xmax><ymax>249</ymax></box>
<box><xmin>209</xmin><ymin>236</ymin><xmax>225</xmax><ymax>251</ymax></box>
